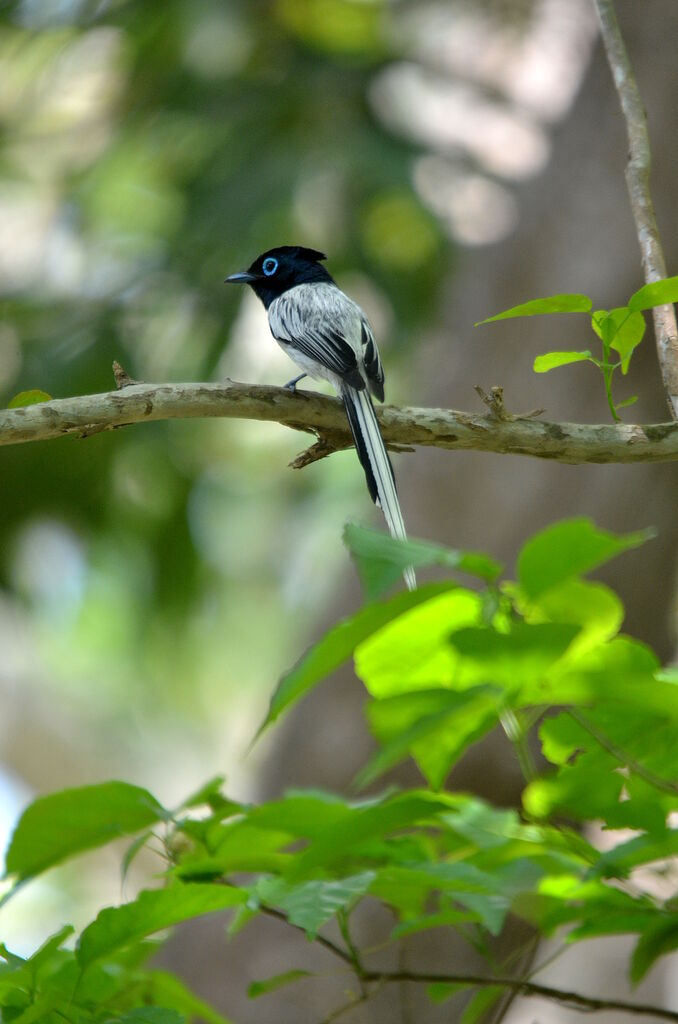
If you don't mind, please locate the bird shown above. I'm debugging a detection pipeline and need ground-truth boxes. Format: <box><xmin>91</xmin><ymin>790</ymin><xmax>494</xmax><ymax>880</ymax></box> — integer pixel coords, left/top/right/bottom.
<box><xmin>225</xmin><ymin>245</ymin><xmax>416</xmax><ymax>591</ymax></box>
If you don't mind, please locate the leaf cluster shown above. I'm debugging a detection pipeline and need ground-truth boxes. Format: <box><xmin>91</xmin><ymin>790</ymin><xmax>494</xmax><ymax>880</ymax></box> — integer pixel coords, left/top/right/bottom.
<box><xmin>3</xmin><ymin>519</ymin><xmax>678</xmax><ymax>1022</ymax></box>
<box><xmin>477</xmin><ymin>277</ymin><xmax>678</xmax><ymax>420</ymax></box>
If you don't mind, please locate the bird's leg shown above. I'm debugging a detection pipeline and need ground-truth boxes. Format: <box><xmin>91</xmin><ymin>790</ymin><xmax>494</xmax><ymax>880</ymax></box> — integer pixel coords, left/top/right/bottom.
<box><xmin>284</xmin><ymin>373</ymin><xmax>307</xmax><ymax>391</ymax></box>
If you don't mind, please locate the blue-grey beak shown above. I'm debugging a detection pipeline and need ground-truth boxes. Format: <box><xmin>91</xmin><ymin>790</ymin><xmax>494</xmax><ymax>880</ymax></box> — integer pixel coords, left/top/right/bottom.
<box><xmin>224</xmin><ymin>270</ymin><xmax>260</xmax><ymax>284</ymax></box>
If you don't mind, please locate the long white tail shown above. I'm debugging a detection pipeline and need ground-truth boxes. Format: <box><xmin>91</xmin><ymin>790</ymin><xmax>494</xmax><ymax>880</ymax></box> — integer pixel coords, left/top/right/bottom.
<box><xmin>341</xmin><ymin>385</ymin><xmax>416</xmax><ymax>591</ymax></box>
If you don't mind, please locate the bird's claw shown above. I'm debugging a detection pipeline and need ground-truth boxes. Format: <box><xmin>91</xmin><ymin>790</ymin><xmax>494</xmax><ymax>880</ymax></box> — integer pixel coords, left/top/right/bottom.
<box><xmin>284</xmin><ymin>373</ymin><xmax>307</xmax><ymax>392</ymax></box>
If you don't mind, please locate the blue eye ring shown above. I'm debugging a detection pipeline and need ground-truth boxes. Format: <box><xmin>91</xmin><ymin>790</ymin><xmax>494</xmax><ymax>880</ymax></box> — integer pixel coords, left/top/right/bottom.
<box><xmin>262</xmin><ymin>257</ymin><xmax>278</xmax><ymax>277</ymax></box>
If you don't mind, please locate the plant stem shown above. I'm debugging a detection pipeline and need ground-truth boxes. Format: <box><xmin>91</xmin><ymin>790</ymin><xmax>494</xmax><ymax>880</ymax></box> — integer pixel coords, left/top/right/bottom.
<box><xmin>594</xmin><ymin>0</ymin><xmax>678</xmax><ymax>418</ymax></box>
<box><xmin>262</xmin><ymin>900</ymin><xmax>678</xmax><ymax>1021</ymax></box>
<box><xmin>603</xmin><ymin>365</ymin><xmax>620</xmax><ymax>422</ymax></box>
<box><xmin>501</xmin><ymin>708</ymin><xmax>537</xmax><ymax>782</ymax></box>
<box><xmin>357</xmin><ymin>968</ymin><xmax>678</xmax><ymax>1021</ymax></box>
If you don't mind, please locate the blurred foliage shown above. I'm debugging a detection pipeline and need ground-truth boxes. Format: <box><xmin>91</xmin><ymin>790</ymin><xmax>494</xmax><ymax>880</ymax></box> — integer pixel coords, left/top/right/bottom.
<box><xmin>0</xmin><ymin>1</ymin><xmax>447</xmax><ymax>757</ymax></box>
<box><xmin>3</xmin><ymin>519</ymin><xmax>678</xmax><ymax>1022</ymax></box>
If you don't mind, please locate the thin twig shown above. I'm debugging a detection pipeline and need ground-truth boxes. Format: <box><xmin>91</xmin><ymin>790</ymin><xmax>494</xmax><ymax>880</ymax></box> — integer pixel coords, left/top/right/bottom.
<box><xmin>473</xmin><ymin>385</ymin><xmax>544</xmax><ymax>421</ymax></box>
<box><xmin>337</xmin><ymin>910</ymin><xmax>365</xmax><ymax>975</ymax></box>
<box><xmin>259</xmin><ymin>904</ymin><xmax>678</xmax><ymax>1021</ymax></box>
<box><xmin>320</xmin><ymin>991</ymin><xmax>370</xmax><ymax>1024</ymax></box>
<box><xmin>594</xmin><ymin>0</ymin><xmax>678</xmax><ymax>419</ymax></box>
<box><xmin>259</xmin><ymin>905</ymin><xmax>354</xmax><ymax>968</ymax></box>
<box><xmin>3</xmin><ymin>378</ymin><xmax>678</xmax><ymax>464</ymax></box>
<box><xmin>337</xmin><ymin>910</ymin><xmax>368</xmax><ymax>1001</ymax></box>
<box><xmin>488</xmin><ymin>932</ymin><xmax>541</xmax><ymax>1024</ymax></box>
<box><xmin>358</xmin><ymin>969</ymin><xmax>678</xmax><ymax>1021</ymax></box>
<box><xmin>397</xmin><ymin>940</ymin><xmax>414</xmax><ymax>1024</ymax></box>
<box><xmin>527</xmin><ymin>939</ymin><xmax>571</xmax><ymax>981</ymax></box>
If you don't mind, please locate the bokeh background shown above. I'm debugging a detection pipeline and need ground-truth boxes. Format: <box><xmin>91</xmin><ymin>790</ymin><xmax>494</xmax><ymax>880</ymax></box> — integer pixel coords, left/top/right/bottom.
<box><xmin>1</xmin><ymin>0</ymin><xmax>677</xmax><ymax>1020</ymax></box>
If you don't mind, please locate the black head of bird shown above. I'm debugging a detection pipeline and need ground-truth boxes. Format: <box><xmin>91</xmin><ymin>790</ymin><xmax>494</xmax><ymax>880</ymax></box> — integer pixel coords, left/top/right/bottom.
<box><xmin>225</xmin><ymin>245</ymin><xmax>332</xmax><ymax>308</ymax></box>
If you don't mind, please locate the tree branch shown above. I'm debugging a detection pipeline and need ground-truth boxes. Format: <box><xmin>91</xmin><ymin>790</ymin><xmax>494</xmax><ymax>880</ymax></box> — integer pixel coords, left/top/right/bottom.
<box><xmin>594</xmin><ymin>0</ymin><xmax>678</xmax><ymax>419</ymax></box>
<box><xmin>2</xmin><ymin>379</ymin><xmax>678</xmax><ymax>465</ymax></box>
<box><xmin>259</xmin><ymin>903</ymin><xmax>678</xmax><ymax>1022</ymax></box>
<box><xmin>359</xmin><ymin>969</ymin><xmax>678</xmax><ymax>1022</ymax></box>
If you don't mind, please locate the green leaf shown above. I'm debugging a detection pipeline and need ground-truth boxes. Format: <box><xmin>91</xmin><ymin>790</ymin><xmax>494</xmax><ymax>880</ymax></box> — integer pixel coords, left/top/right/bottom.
<box><xmin>539</xmin><ymin>713</ymin><xmax>589</xmax><ymax>767</ymax></box>
<box><xmin>226</xmin><ymin>904</ymin><xmax>258</xmax><ymax>938</ymax></box>
<box><xmin>445</xmin><ymin>801</ymin><xmax>521</xmax><ymax>850</ymax></box>
<box><xmin>591</xmin><ymin>307</ymin><xmax>619</xmax><ymax>346</ymax></box>
<box><xmin>393</xmin><ymin>909</ymin><xmax>475</xmax><ymax>939</ymax></box>
<box><xmin>344</xmin><ymin>524</ymin><xmax>501</xmax><ymax>601</ymax></box>
<box><xmin>7</xmin><ymin>997</ymin><xmax>69</xmax><ymax>1024</ymax></box>
<box><xmin>556</xmin><ymin>658</ymin><xmax>678</xmax><ymax>723</ymax></box>
<box><xmin>354</xmin><ymin>589</ymin><xmax>483</xmax><ymax>698</ymax></box>
<box><xmin>21</xmin><ymin>925</ymin><xmax>74</xmax><ymax>970</ymax></box>
<box><xmin>361</xmin><ymin>688</ymin><xmax>498</xmax><ymax>789</ymax></box>
<box><xmin>206</xmin><ymin>822</ymin><xmax>294</xmax><ymax>873</ymax></box>
<box><xmin>537</xmin><ymin>703</ymin><xmax>678</xmax><ymax>824</ymax></box>
<box><xmin>533</xmin><ymin>350</ymin><xmax>592</xmax><ymax>373</ymax></box>
<box><xmin>255</xmin><ymin>873</ymin><xmax>375</xmax><ymax>937</ymax></box>
<box><xmin>454</xmin><ymin>891</ymin><xmax>510</xmax><ymax>936</ymax></box>
<box><xmin>611</xmin><ymin>311</ymin><xmax>645</xmax><ymax>371</ymax></box>
<box><xmin>178</xmin><ymin>776</ymin><xmax>240</xmax><ymax>817</ymax></box>
<box><xmin>476</xmin><ymin>294</ymin><xmax>592</xmax><ymax>325</ymax></box>
<box><xmin>76</xmin><ymin>884</ymin><xmax>246</xmax><ymax>968</ymax></box>
<box><xmin>461</xmin><ymin>986</ymin><xmax>504</xmax><ymax>1023</ymax></box>
<box><xmin>616</xmin><ymin>395</ymin><xmax>638</xmax><ymax>408</ymax></box>
<box><xmin>631</xmin><ymin>915</ymin><xmax>678</xmax><ymax>983</ymax></box>
<box><xmin>371</xmin><ymin>861</ymin><xmax>496</xmax><ymax>921</ymax></box>
<box><xmin>526</xmin><ymin>579</ymin><xmax>623</xmax><ymax>653</ymax></box>
<box><xmin>7</xmin><ymin>389</ymin><xmax>52</xmax><ymax>409</ymax></box>
<box><xmin>121</xmin><ymin>831</ymin><xmax>154</xmax><ymax>884</ymax></box>
<box><xmin>628</xmin><ymin>275</ymin><xmax>678</xmax><ymax>311</ymax></box>
<box><xmin>376</xmin><ymin>858</ymin><xmax>535</xmax><ymax>934</ymax></box>
<box><xmin>147</xmin><ymin>970</ymin><xmax>235</xmax><ymax>1024</ymax></box>
<box><xmin>248</xmin><ymin>970</ymin><xmax>311</xmax><ymax>999</ymax></box>
<box><xmin>258</xmin><ymin>582</ymin><xmax>457</xmax><ymax>733</ymax></box>
<box><xmin>247</xmin><ymin>791</ymin><xmax>355</xmax><ymax>840</ymax></box>
<box><xmin>0</xmin><ymin>943</ymin><xmax>29</xmax><ymax>976</ymax></box>
<box><xmin>25</xmin><ymin>926</ymin><xmax>74</xmax><ymax>974</ymax></box>
<box><xmin>5</xmin><ymin>782</ymin><xmax>168</xmax><ymax>881</ymax></box>
<box><xmin>115</xmin><ymin>1011</ymin><xmax>184</xmax><ymax>1024</ymax></box>
<box><xmin>568</xmin><ymin>910</ymin><xmax>661</xmax><ymax>942</ymax></box>
<box><xmin>427</xmin><ymin>982</ymin><xmax>470</xmax><ymax>1004</ymax></box>
<box><xmin>591</xmin><ymin>307</ymin><xmax>645</xmax><ymax>372</ymax></box>
<box><xmin>517</xmin><ymin>518</ymin><xmax>654</xmax><ymax>600</ymax></box>
<box><xmin>448</xmin><ymin>622</ymin><xmax>579</xmax><ymax>694</ymax></box>
<box><xmin>523</xmin><ymin>759</ymin><xmax>624</xmax><ymax>821</ymax></box>
<box><xmin>178</xmin><ymin>776</ymin><xmax>226</xmax><ymax>809</ymax></box>
<box><xmin>594</xmin><ymin>830</ymin><xmax>678</xmax><ymax>879</ymax></box>
<box><xmin>286</xmin><ymin>792</ymin><xmax>457</xmax><ymax>877</ymax></box>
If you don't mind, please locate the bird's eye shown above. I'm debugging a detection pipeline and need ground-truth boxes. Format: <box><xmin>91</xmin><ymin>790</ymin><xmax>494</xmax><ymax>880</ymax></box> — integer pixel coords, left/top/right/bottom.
<box><xmin>262</xmin><ymin>257</ymin><xmax>278</xmax><ymax>276</ymax></box>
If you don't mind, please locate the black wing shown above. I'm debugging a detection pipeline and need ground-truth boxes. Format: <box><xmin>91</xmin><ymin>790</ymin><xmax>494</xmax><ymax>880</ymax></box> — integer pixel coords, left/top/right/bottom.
<box><xmin>360</xmin><ymin>318</ymin><xmax>385</xmax><ymax>402</ymax></box>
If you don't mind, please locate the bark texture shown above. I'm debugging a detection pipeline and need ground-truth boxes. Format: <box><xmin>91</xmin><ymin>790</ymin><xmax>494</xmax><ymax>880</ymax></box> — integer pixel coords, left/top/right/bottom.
<box><xmin>3</xmin><ymin>378</ymin><xmax>678</xmax><ymax>463</ymax></box>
